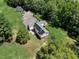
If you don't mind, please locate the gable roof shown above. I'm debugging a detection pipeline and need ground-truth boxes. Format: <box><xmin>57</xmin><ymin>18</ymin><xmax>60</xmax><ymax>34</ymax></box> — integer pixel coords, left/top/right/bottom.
<box><xmin>16</xmin><ymin>6</ymin><xmax>24</xmax><ymax>12</ymax></box>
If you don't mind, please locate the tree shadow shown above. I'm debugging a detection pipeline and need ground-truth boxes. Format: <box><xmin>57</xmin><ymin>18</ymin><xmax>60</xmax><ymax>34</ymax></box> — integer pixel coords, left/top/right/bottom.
<box><xmin>0</xmin><ymin>40</ymin><xmax>4</xmax><ymax>46</ymax></box>
<box><xmin>35</xmin><ymin>53</ymin><xmax>40</xmax><ymax>59</ymax></box>
<box><xmin>32</xmin><ymin>29</ymin><xmax>41</xmax><ymax>40</ymax></box>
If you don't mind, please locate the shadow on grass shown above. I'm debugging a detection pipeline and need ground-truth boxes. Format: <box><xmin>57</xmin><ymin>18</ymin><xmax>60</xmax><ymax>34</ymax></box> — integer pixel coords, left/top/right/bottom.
<box><xmin>35</xmin><ymin>52</ymin><xmax>42</xmax><ymax>59</ymax></box>
<box><xmin>34</xmin><ymin>33</ymin><xmax>41</xmax><ymax>40</ymax></box>
<box><xmin>0</xmin><ymin>40</ymin><xmax>4</xmax><ymax>46</ymax></box>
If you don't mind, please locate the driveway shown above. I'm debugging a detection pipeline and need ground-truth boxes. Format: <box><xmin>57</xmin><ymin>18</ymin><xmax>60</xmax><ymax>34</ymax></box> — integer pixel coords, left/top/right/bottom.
<box><xmin>22</xmin><ymin>11</ymin><xmax>37</xmax><ymax>28</ymax></box>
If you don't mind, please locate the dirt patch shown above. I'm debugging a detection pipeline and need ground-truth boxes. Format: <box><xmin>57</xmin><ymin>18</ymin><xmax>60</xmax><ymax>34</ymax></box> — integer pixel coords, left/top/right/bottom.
<box><xmin>11</xmin><ymin>29</ymin><xmax>18</xmax><ymax>43</ymax></box>
<box><xmin>22</xmin><ymin>11</ymin><xmax>34</xmax><ymax>26</ymax></box>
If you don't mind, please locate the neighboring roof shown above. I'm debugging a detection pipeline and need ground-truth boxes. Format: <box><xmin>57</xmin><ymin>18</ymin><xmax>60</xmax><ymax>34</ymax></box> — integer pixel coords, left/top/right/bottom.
<box><xmin>16</xmin><ymin>6</ymin><xmax>24</xmax><ymax>12</ymax></box>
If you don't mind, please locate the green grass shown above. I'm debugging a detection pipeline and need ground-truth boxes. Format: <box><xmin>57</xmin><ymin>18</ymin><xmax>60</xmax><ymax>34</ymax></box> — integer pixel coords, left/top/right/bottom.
<box><xmin>0</xmin><ymin>0</ymin><xmax>29</xmax><ymax>59</ymax></box>
<box><xmin>46</xmin><ymin>24</ymin><xmax>75</xmax><ymax>47</ymax></box>
<box><xmin>0</xmin><ymin>43</ymin><xmax>28</xmax><ymax>59</ymax></box>
<box><xmin>0</xmin><ymin>0</ymin><xmax>25</xmax><ymax>31</ymax></box>
<box><xmin>44</xmin><ymin>25</ymin><xmax>78</xmax><ymax>59</ymax></box>
<box><xmin>23</xmin><ymin>33</ymin><xmax>48</xmax><ymax>59</ymax></box>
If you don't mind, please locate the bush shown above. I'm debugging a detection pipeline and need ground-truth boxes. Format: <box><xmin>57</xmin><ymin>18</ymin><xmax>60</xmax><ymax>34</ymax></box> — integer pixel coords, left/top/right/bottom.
<box><xmin>6</xmin><ymin>0</ymin><xmax>25</xmax><ymax>7</ymax></box>
<box><xmin>16</xmin><ymin>28</ymin><xmax>29</xmax><ymax>44</ymax></box>
<box><xmin>0</xmin><ymin>13</ymin><xmax>12</xmax><ymax>42</ymax></box>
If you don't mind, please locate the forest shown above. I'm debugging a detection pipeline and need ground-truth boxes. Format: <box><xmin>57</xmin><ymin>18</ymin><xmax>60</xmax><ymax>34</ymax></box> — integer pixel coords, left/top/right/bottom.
<box><xmin>0</xmin><ymin>0</ymin><xmax>79</xmax><ymax>59</ymax></box>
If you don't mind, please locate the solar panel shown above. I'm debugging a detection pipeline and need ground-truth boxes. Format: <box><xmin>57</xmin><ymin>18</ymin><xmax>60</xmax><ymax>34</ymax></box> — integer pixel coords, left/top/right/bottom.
<box><xmin>38</xmin><ymin>30</ymin><xmax>45</xmax><ymax>35</ymax></box>
<box><xmin>35</xmin><ymin>23</ymin><xmax>45</xmax><ymax>35</ymax></box>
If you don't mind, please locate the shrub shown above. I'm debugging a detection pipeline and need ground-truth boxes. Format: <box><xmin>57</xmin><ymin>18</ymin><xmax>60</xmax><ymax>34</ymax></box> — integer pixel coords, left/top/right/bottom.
<box><xmin>0</xmin><ymin>13</ymin><xmax>12</xmax><ymax>42</ymax></box>
<box><xmin>6</xmin><ymin>0</ymin><xmax>25</xmax><ymax>7</ymax></box>
<box><xmin>16</xmin><ymin>28</ymin><xmax>29</xmax><ymax>44</ymax></box>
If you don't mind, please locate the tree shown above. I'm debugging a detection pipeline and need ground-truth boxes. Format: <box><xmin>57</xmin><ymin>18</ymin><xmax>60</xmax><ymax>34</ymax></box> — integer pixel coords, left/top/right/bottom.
<box><xmin>58</xmin><ymin>1</ymin><xmax>79</xmax><ymax>39</ymax></box>
<box><xmin>6</xmin><ymin>0</ymin><xmax>25</xmax><ymax>7</ymax></box>
<box><xmin>0</xmin><ymin>13</ymin><xmax>12</xmax><ymax>42</ymax></box>
<box><xmin>24</xmin><ymin>0</ymin><xmax>46</xmax><ymax>14</ymax></box>
<box><xmin>16</xmin><ymin>28</ymin><xmax>29</xmax><ymax>44</ymax></box>
<box><xmin>37</xmin><ymin>39</ymin><xmax>78</xmax><ymax>59</ymax></box>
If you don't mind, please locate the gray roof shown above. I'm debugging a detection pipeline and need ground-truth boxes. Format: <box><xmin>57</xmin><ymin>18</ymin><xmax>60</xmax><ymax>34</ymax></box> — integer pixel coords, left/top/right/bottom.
<box><xmin>16</xmin><ymin>6</ymin><xmax>24</xmax><ymax>12</ymax></box>
<box><xmin>39</xmin><ymin>20</ymin><xmax>46</xmax><ymax>24</ymax></box>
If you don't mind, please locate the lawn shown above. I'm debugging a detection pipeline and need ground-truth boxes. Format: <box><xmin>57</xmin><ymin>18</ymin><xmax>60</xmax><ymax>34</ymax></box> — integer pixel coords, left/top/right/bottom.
<box><xmin>0</xmin><ymin>0</ymin><xmax>29</xmax><ymax>59</ymax></box>
<box><xmin>0</xmin><ymin>43</ymin><xmax>28</xmax><ymax>59</ymax></box>
<box><xmin>0</xmin><ymin>0</ymin><xmax>25</xmax><ymax>31</ymax></box>
<box><xmin>46</xmin><ymin>24</ymin><xmax>75</xmax><ymax>47</ymax></box>
<box><xmin>23</xmin><ymin>33</ymin><xmax>48</xmax><ymax>59</ymax></box>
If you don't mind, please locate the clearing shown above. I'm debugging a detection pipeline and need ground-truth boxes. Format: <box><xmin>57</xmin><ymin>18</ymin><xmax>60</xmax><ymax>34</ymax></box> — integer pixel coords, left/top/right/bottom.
<box><xmin>0</xmin><ymin>0</ymin><xmax>48</xmax><ymax>59</ymax></box>
<box><xmin>0</xmin><ymin>43</ymin><xmax>28</xmax><ymax>59</ymax></box>
<box><xmin>0</xmin><ymin>0</ymin><xmax>76</xmax><ymax>59</ymax></box>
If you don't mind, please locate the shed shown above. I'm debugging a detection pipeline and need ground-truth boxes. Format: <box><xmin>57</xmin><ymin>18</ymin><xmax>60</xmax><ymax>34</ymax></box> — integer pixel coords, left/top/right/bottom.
<box><xmin>38</xmin><ymin>20</ymin><xmax>47</xmax><ymax>26</ymax></box>
<box><xmin>34</xmin><ymin>22</ymin><xmax>49</xmax><ymax>38</ymax></box>
<box><xmin>16</xmin><ymin>6</ymin><xmax>24</xmax><ymax>12</ymax></box>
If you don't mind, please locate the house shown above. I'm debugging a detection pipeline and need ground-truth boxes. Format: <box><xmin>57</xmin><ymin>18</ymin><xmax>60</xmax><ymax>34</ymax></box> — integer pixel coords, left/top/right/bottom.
<box><xmin>28</xmin><ymin>20</ymin><xmax>49</xmax><ymax>38</ymax></box>
<box><xmin>34</xmin><ymin>22</ymin><xmax>49</xmax><ymax>38</ymax></box>
<box><xmin>37</xmin><ymin>20</ymin><xmax>47</xmax><ymax>26</ymax></box>
<box><xmin>22</xmin><ymin>11</ymin><xmax>49</xmax><ymax>38</ymax></box>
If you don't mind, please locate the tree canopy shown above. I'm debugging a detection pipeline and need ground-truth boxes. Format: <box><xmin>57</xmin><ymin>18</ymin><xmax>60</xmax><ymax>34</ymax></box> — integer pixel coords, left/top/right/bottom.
<box><xmin>0</xmin><ymin>13</ymin><xmax>12</xmax><ymax>42</ymax></box>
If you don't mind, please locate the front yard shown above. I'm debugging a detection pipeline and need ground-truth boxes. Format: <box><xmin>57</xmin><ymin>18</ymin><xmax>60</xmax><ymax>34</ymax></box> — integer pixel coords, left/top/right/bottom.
<box><xmin>23</xmin><ymin>33</ymin><xmax>48</xmax><ymax>59</ymax></box>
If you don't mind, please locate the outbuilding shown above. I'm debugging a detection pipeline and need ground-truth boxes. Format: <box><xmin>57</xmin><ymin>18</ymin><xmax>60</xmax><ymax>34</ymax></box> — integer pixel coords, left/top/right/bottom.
<box><xmin>34</xmin><ymin>22</ymin><xmax>49</xmax><ymax>38</ymax></box>
<box><xmin>16</xmin><ymin>6</ymin><xmax>24</xmax><ymax>13</ymax></box>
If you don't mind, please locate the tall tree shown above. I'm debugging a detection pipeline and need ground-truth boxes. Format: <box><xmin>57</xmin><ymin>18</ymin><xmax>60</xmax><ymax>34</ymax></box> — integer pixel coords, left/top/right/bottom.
<box><xmin>6</xmin><ymin>0</ymin><xmax>25</xmax><ymax>7</ymax></box>
<box><xmin>0</xmin><ymin>13</ymin><xmax>12</xmax><ymax>42</ymax></box>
